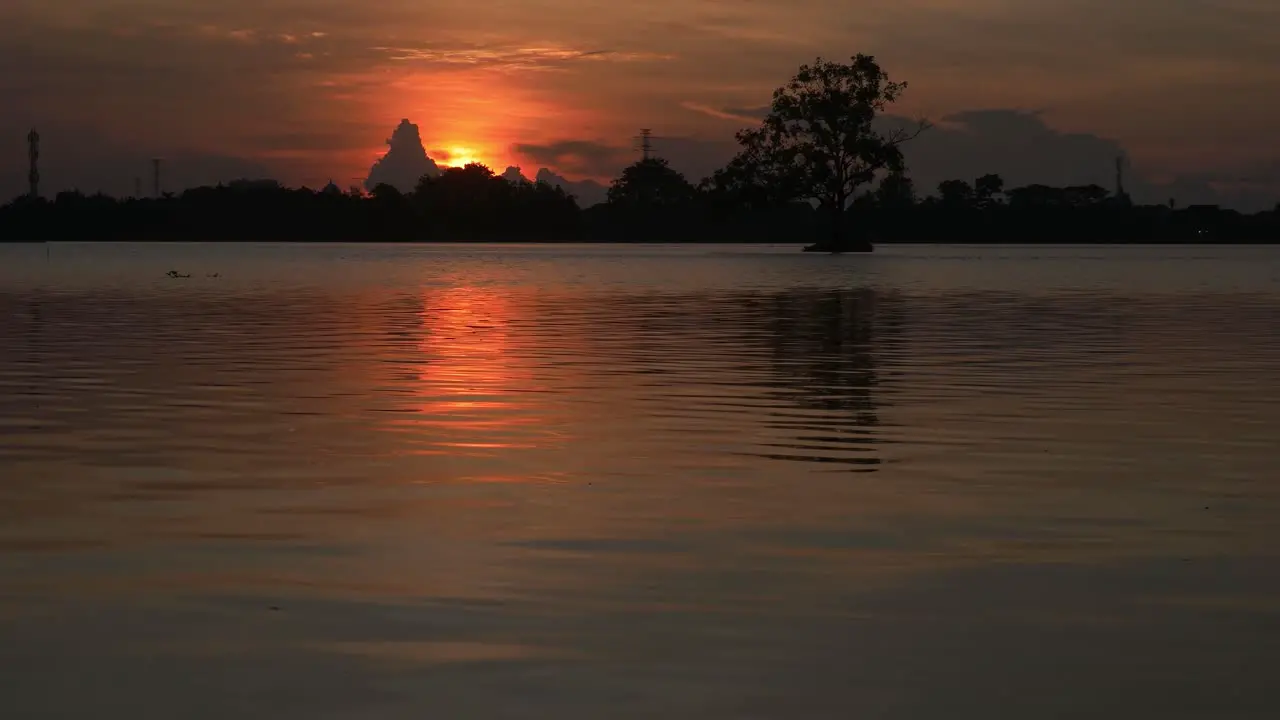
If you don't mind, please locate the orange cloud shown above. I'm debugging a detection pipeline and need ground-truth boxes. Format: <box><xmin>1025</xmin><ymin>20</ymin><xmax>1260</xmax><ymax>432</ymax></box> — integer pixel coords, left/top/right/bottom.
<box><xmin>372</xmin><ymin>43</ymin><xmax>674</xmax><ymax>72</ymax></box>
<box><xmin>678</xmin><ymin>102</ymin><xmax>767</xmax><ymax>124</ymax></box>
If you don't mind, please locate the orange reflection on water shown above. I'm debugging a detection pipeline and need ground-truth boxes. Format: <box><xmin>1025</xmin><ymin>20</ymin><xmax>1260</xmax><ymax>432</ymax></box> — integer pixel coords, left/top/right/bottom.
<box><xmin>390</xmin><ymin>286</ymin><xmax>558</xmax><ymax>454</ymax></box>
<box><xmin>441</xmin><ymin>472</ymin><xmax>572</xmax><ymax>485</ymax></box>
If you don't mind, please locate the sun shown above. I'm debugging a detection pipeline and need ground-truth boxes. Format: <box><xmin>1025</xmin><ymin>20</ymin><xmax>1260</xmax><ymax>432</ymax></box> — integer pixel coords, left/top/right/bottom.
<box><xmin>439</xmin><ymin>145</ymin><xmax>486</xmax><ymax>168</ymax></box>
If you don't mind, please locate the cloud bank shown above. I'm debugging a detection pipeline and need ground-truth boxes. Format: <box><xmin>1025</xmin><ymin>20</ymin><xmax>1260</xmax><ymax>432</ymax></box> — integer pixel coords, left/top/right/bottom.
<box><xmin>364</xmin><ymin>119</ymin><xmax>440</xmax><ymax>193</ymax></box>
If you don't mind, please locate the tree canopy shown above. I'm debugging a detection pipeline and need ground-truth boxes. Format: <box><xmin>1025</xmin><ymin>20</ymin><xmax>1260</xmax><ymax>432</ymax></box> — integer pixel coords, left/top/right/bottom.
<box><xmin>717</xmin><ymin>53</ymin><xmax>927</xmax><ymax>251</ymax></box>
<box><xmin>606</xmin><ymin>158</ymin><xmax>697</xmax><ymax>208</ymax></box>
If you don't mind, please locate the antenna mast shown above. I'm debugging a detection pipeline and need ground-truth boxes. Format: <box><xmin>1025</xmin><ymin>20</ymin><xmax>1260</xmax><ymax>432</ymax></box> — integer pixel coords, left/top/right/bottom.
<box><xmin>27</xmin><ymin>129</ymin><xmax>40</xmax><ymax>199</ymax></box>
<box><xmin>634</xmin><ymin>129</ymin><xmax>653</xmax><ymax>161</ymax></box>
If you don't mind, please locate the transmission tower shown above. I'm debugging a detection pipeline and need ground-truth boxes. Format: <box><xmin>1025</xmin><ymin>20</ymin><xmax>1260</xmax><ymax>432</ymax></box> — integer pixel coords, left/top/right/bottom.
<box><xmin>632</xmin><ymin>128</ymin><xmax>668</xmax><ymax>161</ymax></box>
<box><xmin>27</xmin><ymin>129</ymin><xmax>40</xmax><ymax>199</ymax></box>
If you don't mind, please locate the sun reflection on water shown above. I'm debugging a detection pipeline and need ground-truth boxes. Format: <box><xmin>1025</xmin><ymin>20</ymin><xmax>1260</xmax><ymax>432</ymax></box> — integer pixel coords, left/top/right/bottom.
<box><xmin>392</xmin><ymin>286</ymin><xmax>558</xmax><ymax>455</ymax></box>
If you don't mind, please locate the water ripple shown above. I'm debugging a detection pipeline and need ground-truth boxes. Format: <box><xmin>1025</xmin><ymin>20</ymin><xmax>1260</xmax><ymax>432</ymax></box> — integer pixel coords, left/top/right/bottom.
<box><xmin>3</xmin><ymin>243</ymin><xmax>1280</xmax><ymax>718</ymax></box>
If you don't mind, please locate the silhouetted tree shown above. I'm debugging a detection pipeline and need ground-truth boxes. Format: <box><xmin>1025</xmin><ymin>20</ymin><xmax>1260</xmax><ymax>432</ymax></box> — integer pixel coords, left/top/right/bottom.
<box><xmin>1007</xmin><ymin>184</ymin><xmax>1063</xmax><ymax>209</ymax></box>
<box><xmin>5</xmin><ymin>168</ymin><xmax>1278</xmax><ymax>245</ymax></box>
<box><xmin>974</xmin><ymin>174</ymin><xmax>1005</xmax><ymax>209</ymax></box>
<box><xmin>606</xmin><ymin>158</ymin><xmax>697</xmax><ymax>208</ymax></box>
<box><xmin>720</xmin><ymin>54</ymin><xmax>927</xmax><ymax>252</ymax></box>
<box><xmin>874</xmin><ymin>171</ymin><xmax>916</xmax><ymax>210</ymax></box>
<box><xmin>413</xmin><ymin>163</ymin><xmax>579</xmax><ymax>240</ymax></box>
<box><xmin>1063</xmin><ymin>184</ymin><xmax>1111</xmax><ymax>207</ymax></box>
<box><xmin>701</xmin><ymin>135</ymin><xmax>799</xmax><ymax>211</ymax></box>
<box><xmin>937</xmin><ymin>179</ymin><xmax>975</xmax><ymax>209</ymax></box>
<box><xmin>763</xmin><ymin>289</ymin><xmax>886</xmax><ymax>435</ymax></box>
<box><xmin>588</xmin><ymin>158</ymin><xmax>706</xmax><ymax>242</ymax></box>
<box><xmin>369</xmin><ymin>183</ymin><xmax>404</xmax><ymax>202</ymax></box>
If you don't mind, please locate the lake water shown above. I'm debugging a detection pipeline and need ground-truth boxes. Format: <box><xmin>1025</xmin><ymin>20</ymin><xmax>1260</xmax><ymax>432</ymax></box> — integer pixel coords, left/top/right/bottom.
<box><xmin>2</xmin><ymin>243</ymin><xmax>1278</xmax><ymax>719</ymax></box>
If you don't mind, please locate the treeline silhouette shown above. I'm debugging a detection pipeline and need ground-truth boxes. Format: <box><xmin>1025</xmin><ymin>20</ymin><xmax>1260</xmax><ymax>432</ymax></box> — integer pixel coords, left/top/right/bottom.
<box><xmin>859</xmin><ymin>174</ymin><xmax>1280</xmax><ymax>243</ymax></box>
<box><xmin>0</xmin><ymin>168</ymin><xmax>578</xmax><ymax>243</ymax></box>
<box><xmin>8</xmin><ymin>53</ymin><xmax>1279</xmax><ymax>246</ymax></box>
<box><xmin>3</xmin><ymin>161</ymin><xmax>1277</xmax><ymax>243</ymax></box>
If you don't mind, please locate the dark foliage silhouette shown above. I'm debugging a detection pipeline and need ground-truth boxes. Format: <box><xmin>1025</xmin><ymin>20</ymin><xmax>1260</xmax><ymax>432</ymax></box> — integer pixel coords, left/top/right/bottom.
<box><xmin>0</xmin><ymin>168</ymin><xmax>578</xmax><ymax>243</ymax></box>
<box><xmin>855</xmin><ymin>172</ymin><xmax>1280</xmax><ymax>242</ymax></box>
<box><xmin>974</xmin><ymin>174</ymin><xmax>1005</xmax><ymax>210</ymax></box>
<box><xmin>714</xmin><ymin>54</ymin><xmax>929</xmax><ymax>253</ymax></box>
<box><xmin>3</xmin><ymin>58</ymin><xmax>1278</xmax><ymax>244</ymax></box>
<box><xmin>412</xmin><ymin>163</ymin><xmax>579</xmax><ymax>240</ymax></box>
<box><xmin>4</xmin><ymin>165</ymin><xmax>1278</xmax><ymax>244</ymax></box>
<box><xmin>606</xmin><ymin>158</ymin><xmax>697</xmax><ymax>208</ymax></box>
<box><xmin>581</xmin><ymin>156</ymin><xmax>818</xmax><ymax>243</ymax></box>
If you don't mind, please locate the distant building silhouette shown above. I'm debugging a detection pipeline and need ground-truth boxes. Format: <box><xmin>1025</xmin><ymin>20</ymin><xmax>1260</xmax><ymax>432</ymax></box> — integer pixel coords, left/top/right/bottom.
<box><xmin>364</xmin><ymin>119</ymin><xmax>440</xmax><ymax>193</ymax></box>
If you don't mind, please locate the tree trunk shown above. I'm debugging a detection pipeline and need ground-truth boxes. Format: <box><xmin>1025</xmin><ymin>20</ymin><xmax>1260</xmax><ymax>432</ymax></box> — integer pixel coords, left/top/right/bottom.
<box><xmin>803</xmin><ymin>195</ymin><xmax>873</xmax><ymax>253</ymax></box>
<box><xmin>833</xmin><ymin>192</ymin><xmax>874</xmax><ymax>253</ymax></box>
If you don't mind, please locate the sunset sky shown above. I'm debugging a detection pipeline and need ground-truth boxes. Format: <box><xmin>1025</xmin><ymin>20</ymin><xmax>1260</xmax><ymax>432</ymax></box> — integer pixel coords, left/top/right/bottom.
<box><xmin>3</xmin><ymin>0</ymin><xmax>1278</xmax><ymax>207</ymax></box>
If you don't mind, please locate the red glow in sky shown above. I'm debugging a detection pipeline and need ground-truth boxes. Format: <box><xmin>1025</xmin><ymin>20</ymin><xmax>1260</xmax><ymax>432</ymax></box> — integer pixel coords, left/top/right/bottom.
<box><xmin>3</xmin><ymin>0</ymin><xmax>1279</xmax><ymax>205</ymax></box>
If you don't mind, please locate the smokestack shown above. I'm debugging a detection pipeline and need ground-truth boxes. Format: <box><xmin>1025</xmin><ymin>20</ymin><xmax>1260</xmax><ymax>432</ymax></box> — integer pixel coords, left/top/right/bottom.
<box><xmin>152</xmin><ymin>158</ymin><xmax>162</xmax><ymax>198</ymax></box>
<box><xmin>27</xmin><ymin>129</ymin><xmax>40</xmax><ymax>200</ymax></box>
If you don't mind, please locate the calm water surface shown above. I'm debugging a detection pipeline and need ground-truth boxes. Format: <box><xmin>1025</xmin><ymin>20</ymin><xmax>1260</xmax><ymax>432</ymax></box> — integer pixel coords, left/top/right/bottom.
<box><xmin>2</xmin><ymin>243</ymin><xmax>1278</xmax><ymax>719</ymax></box>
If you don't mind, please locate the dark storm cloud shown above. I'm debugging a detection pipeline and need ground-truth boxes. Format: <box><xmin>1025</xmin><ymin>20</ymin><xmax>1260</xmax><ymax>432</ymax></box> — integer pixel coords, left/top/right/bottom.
<box><xmin>887</xmin><ymin>109</ymin><xmax>1278</xmax><ymax>211</ymax></box>
<box><xmin>654</xmin><ymin>137</ymin><xmax>740</xmax><ymax>182</ymax></box>
<box><xmin>670</xmin><ymin>107</ymin><xmax>1136</xmax><ymax>190</ymax></box>
<box><xmin>513</xmin><ymin>136</ymin><xmax>736</xmax><ymax>184</ymax></box>
<box><xmin>672</xmin><ymin>105</ymin><xmax>1145</xmax><ymax>192</ymax></box>
<box><xmin>516</xmin><ymin>109</ymin><xmax>1278</xmax><ymax>211</ymax></box>
<box><xmin>511</xmin><ymin>141</ymin><xmax>631</xmax><ymax>177</ymax></box>
<box><xmin>890</xmin><ymin>110</ymin><xmax>1128</xmax><ymax>192</ymax></box>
